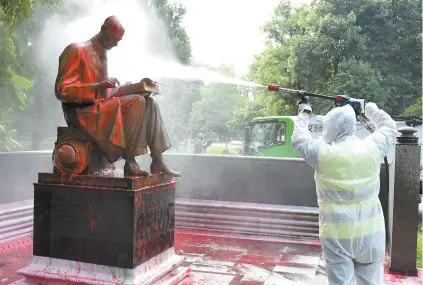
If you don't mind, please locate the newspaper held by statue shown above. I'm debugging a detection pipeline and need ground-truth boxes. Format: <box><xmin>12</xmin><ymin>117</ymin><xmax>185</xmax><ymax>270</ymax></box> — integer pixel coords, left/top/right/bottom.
<box><xmin>113</xmin><ymin>78</ymin><xmax>162</xmax><ymax>97</ymax></box>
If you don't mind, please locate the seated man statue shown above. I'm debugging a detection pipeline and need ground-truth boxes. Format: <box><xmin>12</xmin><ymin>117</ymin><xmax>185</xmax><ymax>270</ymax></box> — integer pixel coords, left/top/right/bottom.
<box><xmin>55</xmin><ymin>15</ymin><xmax>180</xmax><ymax>177</ymax></box>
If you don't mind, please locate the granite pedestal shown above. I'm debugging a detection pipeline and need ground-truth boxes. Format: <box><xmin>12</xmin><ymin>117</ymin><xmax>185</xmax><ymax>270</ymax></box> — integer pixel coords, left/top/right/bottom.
<box><xmin>388</xmin><ymin>127</ymin><xmax>421</xmax><ymax>276</ymax></box>
<box><xmin>14</xmin><ymin>173</ymin><xmax>190</xmax><ymax>285</ymax></box>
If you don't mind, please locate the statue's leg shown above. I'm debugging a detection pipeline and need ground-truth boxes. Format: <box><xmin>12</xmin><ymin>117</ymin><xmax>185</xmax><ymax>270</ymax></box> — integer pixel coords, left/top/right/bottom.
<box><xmin>143</xmin><ymin>97</ymin><xmax>181</xmax><ymax>177</ymax></box>
<box><xmin>143</xmin><ymin>97</ymin><xmax>172</xmax><ymax>153</ymax></box>
<box><xmin>120</xmin><ymin>95</ymin><xmax>150</xmax><ymax>177</ymax></box>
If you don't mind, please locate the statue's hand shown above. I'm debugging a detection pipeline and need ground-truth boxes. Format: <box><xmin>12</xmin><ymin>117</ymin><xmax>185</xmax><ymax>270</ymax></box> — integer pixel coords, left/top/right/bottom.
<box><xmin>98</xmin><ymin>78</ymin><xmax>120</xmax><ymax>90</ymax></box>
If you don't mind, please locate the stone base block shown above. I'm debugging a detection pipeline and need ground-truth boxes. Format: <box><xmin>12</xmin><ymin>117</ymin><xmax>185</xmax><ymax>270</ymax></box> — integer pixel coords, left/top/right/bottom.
<box><xmin>13</xmin><ymin>248</ymin><xmax>190</xmax><ymax>285</ymax></box>
<box><xmin>13</xmin><ymin>172</ymin><xmax>189</xmax><ymax>284</ymax></box>
<box><xmin>32</xmin><ymin>173</ymin><xmax>176</xmax><ymax>268</ymax></box>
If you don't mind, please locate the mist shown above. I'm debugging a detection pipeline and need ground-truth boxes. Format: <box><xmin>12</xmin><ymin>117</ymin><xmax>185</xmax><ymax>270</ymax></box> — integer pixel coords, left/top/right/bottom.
<box><xmin>26</xmin><ymin>0</ymin><xmax>255</xmax><ymax>153</ymax></box>
<box><xmin>28</xmin><ymin>0</ymin><xmax>183</xmax><ymax>151</ymax></box>
<box><xmin>36</xmin><ymin>0</ymin><xmax>168</xmax><ymax>83</ymax></box>
<box><xmin>35</xmin><ymin>0</ymin><xmax>257</xmax><ymax>88</ymax></box>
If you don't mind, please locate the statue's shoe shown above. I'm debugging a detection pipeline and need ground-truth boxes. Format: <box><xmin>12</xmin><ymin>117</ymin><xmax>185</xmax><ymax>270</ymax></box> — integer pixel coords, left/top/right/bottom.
<box><xmin>124</xmin><ymin>162</ymin><xmax>150</xmax><ymax>177</ymax></box>
<box><xmin>150</xmin><ymin>161</ymin><xmax>181</xmax><ymax>177</ymax></box>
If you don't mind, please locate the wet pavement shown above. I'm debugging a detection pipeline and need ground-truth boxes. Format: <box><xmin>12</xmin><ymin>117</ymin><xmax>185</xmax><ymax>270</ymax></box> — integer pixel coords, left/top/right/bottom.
<box><xmin>0</xmin><ymin>229</ymin><xmax>422</xmax><ymax>285</ymax></box>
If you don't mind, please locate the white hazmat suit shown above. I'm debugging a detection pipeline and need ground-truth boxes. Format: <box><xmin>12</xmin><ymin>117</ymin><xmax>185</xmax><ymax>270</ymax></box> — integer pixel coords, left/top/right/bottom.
<box><xmin>292</xmin><ymin>103</ymin><xmax>397</xmax><ymax>285</ymax></box>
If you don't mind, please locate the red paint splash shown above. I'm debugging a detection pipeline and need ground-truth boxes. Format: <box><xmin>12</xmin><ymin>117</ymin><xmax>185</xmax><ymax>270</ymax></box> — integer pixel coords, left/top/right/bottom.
<box><xmin>89</xmin><ymin>218</ymin><xmax>96</xmax><ymax>232</ymax></box>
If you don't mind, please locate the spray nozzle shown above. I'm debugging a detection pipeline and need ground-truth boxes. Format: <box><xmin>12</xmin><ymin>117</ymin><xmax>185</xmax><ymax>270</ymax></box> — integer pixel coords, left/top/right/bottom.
<box><xmin>267</xmin><ymin>84</ymin><xmax>280</xmax><ymax>92</ymax></box>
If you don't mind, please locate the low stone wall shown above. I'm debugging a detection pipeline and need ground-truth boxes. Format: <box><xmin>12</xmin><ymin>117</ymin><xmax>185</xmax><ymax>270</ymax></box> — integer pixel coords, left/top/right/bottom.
<box><xmin>0</xmin><ymin>152</ymin><xmax>391</xmax><ymax>234</ymax></box>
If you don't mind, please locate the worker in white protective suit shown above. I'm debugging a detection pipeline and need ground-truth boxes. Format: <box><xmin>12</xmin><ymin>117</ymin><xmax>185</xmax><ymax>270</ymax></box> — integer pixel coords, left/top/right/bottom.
<box><xmin>292</xmin><ymin>98</ymin><xmax>397</xmax><ymax>285</ymax></box>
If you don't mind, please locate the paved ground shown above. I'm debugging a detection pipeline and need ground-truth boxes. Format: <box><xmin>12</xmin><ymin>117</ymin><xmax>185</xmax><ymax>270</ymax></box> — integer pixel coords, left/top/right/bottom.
<box><xmin>0</xmin><ymin>229</ymin><xmax>422</xmax><ymax>285</ymax></box>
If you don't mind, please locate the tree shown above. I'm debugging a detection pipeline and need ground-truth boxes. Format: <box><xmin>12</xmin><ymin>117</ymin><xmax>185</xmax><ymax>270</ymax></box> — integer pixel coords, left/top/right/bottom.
<box><xmin>158</xmin><ymin>79</ymin><xmax>202</xmax><ymax>147</ymax></box>
<box><xmin>0</xmin><ymin>3</ymin><xmax>37</xmax><ymax>151</ymax></box>
<box><xmin>402</xmin><ymin>97</ymin><xmax>422</xmax><ymax>117</ymax></box>
<box><xmin>142</xmin><ymin>0</ymin><xmax>192</xmax><ymax>64</ymax></box>
<box><xmin>136</xmin><ymin>0</ymin><xmax>201</xmax><ymax>148</ymax></box>
<box><xmin>0</xmin><ymin>124</ymin><xmax>23</xmax><ymax>151</ymax></box>
<box><xmin>235</xmin><ymin>0</ymin><xmax>421</xmax><ymax>128</ymax></box>
<box><xmin>227</xmin><ymin>100</ymin><xmax>264</xmax><ymax>134</ymax></box>
<box><xmin>229</xmin><ymin>41</ymin><xmax>296</xmax><ymax>130</ymax></box>
<box><xmin>1</xmin><ymin>0</ymin><xmax>195</xmax><ymax>150</ymax></box>
<box><xmin>354</xmin><ymin>0</ymin><xmax>422</xmax><ymax>113</ymax></box>
<box><xmin>329</xmin><ymin>59</ymin><xmax>385</xmax><ymax>106</ymax></box>
<box><xmin>0</xmin><ymin>0</ymin><xmax>64</xmax><ymax>150</ymax></box>
<box><xmin>237</xmin><ymin>2</ymin><xmax>368</xmax><ymax>122</ymax></box>
<box><xmin>307</xmin><ymin>0</ymin><xmax>422</xmax><ymax>113</ymax></box>
<box><xmin>0</xmin><ymin>5</ymin><xmax>33</xmax><ymax>119</ymax></box>
<box><xmin>189</xmin><ymin>66</ymin><xmax>245</xmax><ymax>139</ymax></box>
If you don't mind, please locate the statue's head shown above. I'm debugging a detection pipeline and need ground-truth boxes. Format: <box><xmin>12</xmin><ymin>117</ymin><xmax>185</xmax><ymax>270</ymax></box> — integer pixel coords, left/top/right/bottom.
<box><xmin>98</xmin><ymin>16</ymin><xmax>125</xmax><ymax>50</ymax></box>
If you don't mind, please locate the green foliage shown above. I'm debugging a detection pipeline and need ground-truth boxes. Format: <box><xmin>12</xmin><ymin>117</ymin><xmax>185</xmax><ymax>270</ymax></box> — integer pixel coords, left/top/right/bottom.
<box><xmin>1</xmin><ymin>0</ymin><xmax>421</xmax><ymax>148</ymax></box>
<box><xmin>0</xmin><ymin>124</ymin><xmax>23</xmax><ymax>151</ymax></box>
<box><xmin>0</xmin><ymin>0</ymin><xmax>193</xmax><ymax>150</ymax></box>
<box><xmin>417</xmin><ymin>229</ymin><xmax>422</xmax><ymax>268</ymax></box>
<box><xmin>0</xmin><ymin>0</ymin><xmax>65</xmax><ymax>150</ymax></box>
<box><xmin>143</xmin><ymin>0</ymin><xmax>199</xmax><ymax>145</ymax></box>
<box><xmin>145</xmin><ymin>0</ymin><xmax>192</xmax><ymax>64</ymax></box>
<box><xmin>189</xmin><ymin>66</ymin><xmax>245</xmax><ymax>138</ymax></box>
<box><xmin>228</xmin><ymin>100</ymin><xmax>264</xmax><ymax>133</ymax></box>
<box><xmin>402</xmin><ymin>97</ymin><xmax>422</xmax><ymax>117</ymax></box>
<box><xmin>231</xmin><ymin>0</ymin><xmax>422</xmax><ymax>131</ymax></box>
<box><xmin>355</xmin><ymin>0</ymin><xmax>422</xmax><ymax>112</ymax></box>
<box><xmin>0</xmin><ymin>0</ymin><xmax>31</xmax><ymax>25</ymax></box>
<box><xmin>329</xmin><ymin>59</ymin><xmax>385</xmax><ymax>105</ymax></box>
<box><xmin>135</xmin><ymin>0</ymin><xmax>197</xmax><ymax>146</ymax></box>
<box><xmin>160</xmin><ymin>79</ymin><xmax>202</xmax><ymax>145</ymax></box>
<box><xmin>0</xmin><ymin>7</ymin><xmax>33</xmax><ymax>115</ymax></box>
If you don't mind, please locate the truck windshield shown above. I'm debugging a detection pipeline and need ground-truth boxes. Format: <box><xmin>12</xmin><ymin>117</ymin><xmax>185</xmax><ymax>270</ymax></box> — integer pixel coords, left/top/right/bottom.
<box><xmin>250</xmin><ymin>121</ymin><xmax>286</xmax><ymax>152</ymax></box>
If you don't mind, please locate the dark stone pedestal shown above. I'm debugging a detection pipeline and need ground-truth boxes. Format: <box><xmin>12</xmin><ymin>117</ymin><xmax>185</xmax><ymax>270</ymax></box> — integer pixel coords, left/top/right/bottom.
<box><xmin>14</xmin><ymin>173</ymin><xmax>190</xmax><ymax>285</ymax></box>
<box><xmin>388</xmin><ymin>128</ymin><xmax>420</xmax><ymax>276</ymax></box>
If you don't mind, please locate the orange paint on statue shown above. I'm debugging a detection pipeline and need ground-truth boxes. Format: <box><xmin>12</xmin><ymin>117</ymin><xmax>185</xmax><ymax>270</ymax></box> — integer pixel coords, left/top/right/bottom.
<box><xmin>89</xmin><ymin>218</ymin><xmax>96</xmax><ymax>232</ymax></box>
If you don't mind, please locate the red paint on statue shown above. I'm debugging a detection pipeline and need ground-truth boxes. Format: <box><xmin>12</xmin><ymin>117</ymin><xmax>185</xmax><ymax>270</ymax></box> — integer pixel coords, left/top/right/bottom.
<box><xmin>89</xmin><ymin>219</ymin><xmax>95</xmax><ymax>232</ymax></box>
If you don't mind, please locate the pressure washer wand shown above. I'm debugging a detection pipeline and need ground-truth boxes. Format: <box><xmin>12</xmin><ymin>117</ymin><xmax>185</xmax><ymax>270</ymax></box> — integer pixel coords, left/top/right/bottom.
<box><xmin>267</xmin><ymin>83</ymin><xmax>366</xmax><ymax>118</ymax></box>
<box><xmin>267</xmin><ymin>84</ymin><xmax>335</xmax><ymax>101</ymax></box>
<box><xmin>267</xmin><ymin>84</ymin><xmax>390</xmax><ymax>193</ymax></box>
<box><xmin>268</xmin><ymin>83</ymin><xmax>376</xmax><ymax>134</ymax></box>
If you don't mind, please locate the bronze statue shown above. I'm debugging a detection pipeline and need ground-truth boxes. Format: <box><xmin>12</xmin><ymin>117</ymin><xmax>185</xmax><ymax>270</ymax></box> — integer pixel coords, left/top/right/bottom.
<box><xmin>54</xmin><ymin>16</ymin><xmax>180</xmax><ymax>177</ymax></box>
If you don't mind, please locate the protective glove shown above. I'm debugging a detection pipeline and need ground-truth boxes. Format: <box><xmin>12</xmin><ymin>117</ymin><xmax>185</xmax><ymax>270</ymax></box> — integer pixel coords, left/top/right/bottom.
<box><xmin>297</xmin><ymin>96</ymin><xmax>312</xmax><ymax>115</ymax></box>
<box><xmin>365</xmin><ymin>102</ymin><xmax>379</xmax><ymax>119</ymax></box>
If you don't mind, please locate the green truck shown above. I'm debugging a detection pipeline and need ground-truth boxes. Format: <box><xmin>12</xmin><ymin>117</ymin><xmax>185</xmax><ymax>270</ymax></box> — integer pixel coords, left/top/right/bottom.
<box><xmin>242</xmin><ymin>115</ymin><xmax>422</xmax><ymax>194</ymax></box>
<box><xmin>243</xmin><ymin>115</ymin><xmax>422</xmax><ymax>157</ymax></box>
<box><xmin>243</xmin><ymin>116</ymin><xmax>324</xmax><ymax>157</ymax></box>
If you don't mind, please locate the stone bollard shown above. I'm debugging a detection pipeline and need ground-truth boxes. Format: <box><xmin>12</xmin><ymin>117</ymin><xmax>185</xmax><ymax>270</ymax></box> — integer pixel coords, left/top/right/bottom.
<box><xmin>388</xmin><ymin>127</ymin><xmax>421</xmax><ymax>276</ymax></box>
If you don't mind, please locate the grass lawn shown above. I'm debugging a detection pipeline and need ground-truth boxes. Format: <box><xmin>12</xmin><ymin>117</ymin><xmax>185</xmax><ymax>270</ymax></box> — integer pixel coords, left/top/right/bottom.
<box><xmin>418</xmin><ymin>228</ymin><xmax>422</xmax><ymax>268</ymax></box>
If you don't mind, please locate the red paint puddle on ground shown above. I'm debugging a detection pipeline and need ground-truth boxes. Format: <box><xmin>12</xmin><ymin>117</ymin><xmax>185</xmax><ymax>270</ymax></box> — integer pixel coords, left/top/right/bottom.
<box><xmin>0</xmin><ymin>240</ymin><xmax>32</xmax><ymax>284</ymax></box>
<box><xmin>231</xmin><ymin>279</ymin><xmax>264</xmax><ymax>285</ymax></box>
<box><xmin>1</xmin><ymin>229</ymin><xmax>422</xmax><ymax>285</ymax></box>
<box><xmin>237</xmin><ymin>254</ymin><xmax>279</xmax><ymax>267</ymax></box>
<box><xmin>204</xmin><ymin>249</ymin><xmax>246</xmax><ymax>262</ymax></box>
